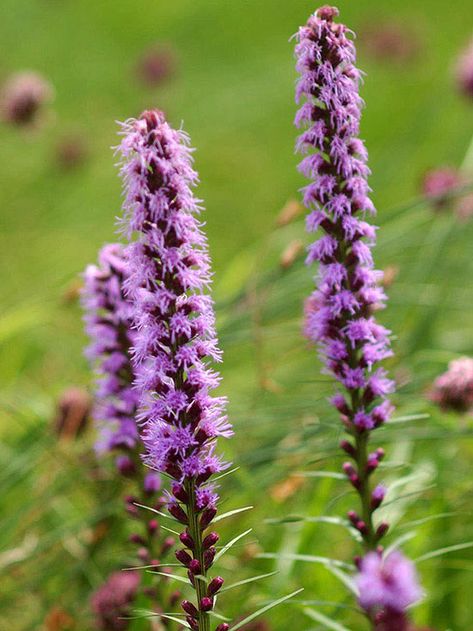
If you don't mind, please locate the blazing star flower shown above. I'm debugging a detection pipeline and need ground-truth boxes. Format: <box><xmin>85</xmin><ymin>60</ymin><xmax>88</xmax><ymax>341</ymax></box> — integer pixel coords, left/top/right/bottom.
<box><xmin>82</xmin><ymin>243</ymin><xmax>140</xmax><ymax>453</ymax></box>
<box><xmin>117</xmin><ymin>109</ymin><xmax>232</xmax><ymax>631</ymax></box>
<box><xmin>0</xmin><ymin>71</ymin><xmax>53</xmax><ymax>126</ymax></box>
<box><xmin>429</xmin><ymin>357</ymin><xmax>473</xmax><ymax>414</ymax></box>
<box><xmin>295</xmin><ymin>5</ymin><xmax>395</xmax><ymax>547</ymax></box>
<box><xmin>422</xmin><ymin>167</ymin><xmax>463</xmax><ymax>210</ymax></box>
<box><xmin>356</xmin><ymin>551</ymin><xmax>423</xmax><ymax>615</ymax></box>
<box><xmin>91</xmin><ymin>571</ymin><xmax>140</xmax><ymax>631</ymax></box>
<box><xmin>135</xmin><ymin>44</ymin><xmax>177</xmax><ymax>87</ymax></box>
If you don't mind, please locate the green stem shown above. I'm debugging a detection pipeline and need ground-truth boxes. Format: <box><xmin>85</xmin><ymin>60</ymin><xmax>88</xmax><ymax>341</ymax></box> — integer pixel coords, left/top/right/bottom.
<box><xmin>185</xmin><ymin>479</ymin><xmax>210</xmax><ymax>631</ymax></box>
<box><xmin>354</xmin><ymin>432</ymin><xmax>377</xmax><ymax>551</ymax></box>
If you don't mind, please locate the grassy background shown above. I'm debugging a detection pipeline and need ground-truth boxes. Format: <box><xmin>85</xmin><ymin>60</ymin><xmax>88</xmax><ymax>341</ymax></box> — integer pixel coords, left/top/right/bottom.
<box><xmin>1</xmin><ymin>0</ymin><xmax>473</xmax><ymax>629</ymax></box>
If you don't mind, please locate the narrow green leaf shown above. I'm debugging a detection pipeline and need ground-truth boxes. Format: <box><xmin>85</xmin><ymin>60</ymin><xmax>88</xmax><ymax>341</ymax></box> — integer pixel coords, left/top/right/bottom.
<box><xmin>214</xmin><ymin>528</ymin><xmax>252</xmax><ymax>562</ymax></box>
<box><xmin>303</xmin><ymin>607</ymin><xmax>353</xmax><ymax>631</ymax></box>
<box><xmin>134</xmin><ymin>503</ymin><xmax>177</xmax><ymax>522</ymax></box>
<box><xmin>415</xmin><ymin>542</ymin><xmax>473</xmax><ymax>563</ymax></box>
<box><xmin>214</xmin><ymin>506</ymin><xmax>253</xmax><ymax>523</ymax></box>
<box><xmin>122</xmin><ymin>563</ymin><xmax>181</xmax><ymax>571</ymax></box>
<box><xmin>148</xmin><ymin>571</ymin><xmax>190</xmax><ymax>585</ymax></box>
<box><xmin>400</xmin><ymin>512</ymin><xmax>463</xmax><ymax>529</ymax></box>
<box><xmin>209</xmin><ymin>610</ymin><xmax>231</xmax><ymax>622</ymax></box>
<box><xmin>213</xmin><ymin>466</ymin><xmax>240</xmax><ymax>482</ymax></box>
<box><xmin>389</xmin><ymin>413</ymin><xmax>430</xmax><ymax>424</ymax></box>
<box><xmin>220</xmin><ymin>571</ymin><xmax>279</xmax><ymax>593</ymax></box>
<box><xmin>230</xmin><ymin>589</ymin><xmax>304</xmax><ymax>631</ymax></box>
<box><xmin>159</xmin><ymin>524</ymin><xmax>181</xmax><ymax>536</ymax></box>
<box><xmin>160</xmin><ymin>614</ymin><xmax>191</xmax><ymax>627</ymax></box>
<box><xmin>257</xmin><ymin>552</ymin><xmax>351</xmax><ymax>570</ymax></box>
<box><xmin>296</xmin><ymin>471</ymin><xmax>345</xmax><ymax>480</ymax></box>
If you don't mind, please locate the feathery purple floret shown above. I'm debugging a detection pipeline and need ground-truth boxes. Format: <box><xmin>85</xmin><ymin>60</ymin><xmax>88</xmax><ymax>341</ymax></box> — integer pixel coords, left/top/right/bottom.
<box><xmin>356</xmin><ymin>551</ymin><xmax>422</xmax><ymax>614</ymax></box>
<box><xmin>82</xmin><ymin>243</ymin><xmax>139</xmax><ymax>453</ymax></box>
<box><xmin>117</xmin><ymin>110</ymin><xmax>231</xmax><ymax>629</ymax></box>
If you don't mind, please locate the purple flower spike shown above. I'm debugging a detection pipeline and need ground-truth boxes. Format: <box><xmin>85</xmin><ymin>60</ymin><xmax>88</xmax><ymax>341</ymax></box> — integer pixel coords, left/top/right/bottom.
<box><xmin>117</xmin><ymin>110</ymin><xmax>232</xmax><ymax>628</ymax></box>
<box><xmin>82</xmin><ymin>243</ymin><xmax>139</xmax><ymax>454</ymax></box>
<box><xmin>295</xmin><ymin>5</ymin><xmax>395</xmax><ymax>548</ymax></box>
<box><xmin>356</xmin><ymin>551</ymin><xmax>422</xmax><ymax>616</ymax></box>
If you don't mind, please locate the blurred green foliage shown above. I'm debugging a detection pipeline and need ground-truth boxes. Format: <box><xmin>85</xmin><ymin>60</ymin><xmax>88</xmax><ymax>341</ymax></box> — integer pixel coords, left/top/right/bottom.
<box><xmin>1</xmin><ymin>0</ymin><xmax>473</xmax><ymax>630</ymax></box>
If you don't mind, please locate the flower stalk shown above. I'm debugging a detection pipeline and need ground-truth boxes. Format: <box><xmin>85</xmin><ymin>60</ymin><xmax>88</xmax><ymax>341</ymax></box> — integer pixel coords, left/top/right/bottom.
<box><xmin>117</xmin><ymin>110</ymin><xmax>233</xmax><ymax>631</ymax></box>
<box><xmin>295</xmin><ymin>5</ymin><xmax>422</xmax><ymax>624</ymax></box>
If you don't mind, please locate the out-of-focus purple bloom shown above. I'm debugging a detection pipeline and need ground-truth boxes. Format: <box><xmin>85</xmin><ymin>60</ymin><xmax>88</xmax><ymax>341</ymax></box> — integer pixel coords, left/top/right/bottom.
<box><xmin>82</xmin><ymin>243</ymin><xmax>139</xmax><ymax>453</ymax></box>
<box><xmin>117</xmin><ymin>109</ymin><xmax>232</xmax><ymax>626</ymax></box>
<box><xmin>429</xmin><ymin>357</ymin><xmax>473</xmax><ymax>413</ymax></box>
<box><xmin>456</xmin><ymin>38</ymin><xmax>473</xmax><ymax>99</ymax></box>
<box><xmin>135</xmin><ymin>44</ymin><xmax>177</xmax><ymax>87</ymax></box>
<box><xmin>422</xmin><ymin>167</ymin><xmax>463</xmax><ymax>209</ymax></box>
<box><xmin>360</xmin><ymin>21</ymin><xmax>421</xmax><ymax>63</ymax></box>
<box><xmin>356</xmin><ymin>551</ymin><xmax>422</xmax><ymax>614</ymax></box>
<box><xmin>56</xmin><ymin>135</ymin><xmax>88</xmax><ymax>170</ymax></box>
<box><xmin>295</xmin><ymin>5</ymin><xmax>394</xmax><ymax>545</ymax></box>
<box><xmin>0</xmin><ymin>71</ymin><xmax>53</xmax><ymax>126</ymax></box>
<box><xmin>90</xmin><ymin>571</ymin><xmax>140</xmax><ymax>631</ymax></box>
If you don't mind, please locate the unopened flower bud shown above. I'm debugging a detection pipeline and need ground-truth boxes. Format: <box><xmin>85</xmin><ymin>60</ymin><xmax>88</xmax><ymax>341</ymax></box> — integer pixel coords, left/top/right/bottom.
<box><xmin>202</xmin><ymin>532</ymin><xmax>219</xmax><ymax>549</ymax></box>
<box><xmin>175</xmin><ymin>549</ymin><xmax>192</xmax><ymax>567</ymax></box>
<box><xmin>200</xmin><ymin>506</ymin><xmax>217</xmax><ymax>530</ymax></box>
<box><xmin>169</xmin><ymin>503</ymin><xmax>188</xmax><ymax>524</ymax></box>
<box><xmin>189</xmin><ymin>559</ymin><xmax>201</xmax><ymax>575</ymax></box>
<box><xmin>207</xmin><ymin>576</ymin><xmax>224</xmax><ymax>596</ymax></box>
<box><xmin>200</xmin><ymin>596</ymin><xmax>214</xmax><ymax>612</ymax></box>
<box><xmin>179</xmin><ymin>531</ymin><xmax>195</xmax><ymax>549</ymax></box>
<box><xmin>376</xmin><ymin>521</ymin><xmax>390</xmax><ymax>539</ymax></box>
<box><xmin>181</xmin><ymin>600</ymin><xmax>198</xmax><ymax>617</ymax></box>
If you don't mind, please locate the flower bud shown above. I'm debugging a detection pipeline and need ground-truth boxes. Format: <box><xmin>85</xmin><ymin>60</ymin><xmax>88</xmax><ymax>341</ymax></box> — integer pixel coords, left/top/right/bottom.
<box><xmin>200</xmin><ymin>506</ymin><xmax>217</xmax><ymax>530</ymax></box>
<box><xmin>202</xmin><ymin>532</ymin><xmax>219</xmax><ymax>549</ymax></box>
<box><xmin>181</xmin><ymin>600</ymin><xmax>198</xmax><ymax>617</ymax></box>
<box><xmin>207</xmin><ymin>576</ymin><xmax>224</xmax><ymax>596</ymax></box>
<box><xmin>200</xmin><ymin>596</ymin><xmax>214</xmax><ymax>612</ymax></box>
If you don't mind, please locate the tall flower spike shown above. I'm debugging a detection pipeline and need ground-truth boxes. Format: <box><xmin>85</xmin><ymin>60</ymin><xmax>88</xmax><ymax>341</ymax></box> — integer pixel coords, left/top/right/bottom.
<box><xmin>83</xmin><ymin>243</ymin><xmax>179</xmax><ymax>614</ymax></box>
<box><xmin>118</xmin><ymin>110</ymin><xmax>233</xmax><ymax>631</ymax></box>
<box><xmin>82</xmin><ymin>243</ymin><xmax>139</xmax><ymax>453</ymax></box>
<box><xmin>295</xmin><ymin>4</ymin><xmax>421</xmax><ymax>623</ymax></box>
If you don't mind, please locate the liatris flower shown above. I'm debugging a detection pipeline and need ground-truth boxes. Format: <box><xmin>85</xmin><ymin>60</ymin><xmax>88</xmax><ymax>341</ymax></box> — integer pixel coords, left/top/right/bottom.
<box><xmin>82</xmin><ymin>243</ymin><xmax>140</xmax><ymax>453</ymax></box>
<box><xmin>357</xmin><ymin>551</ymin><xmax>422</xmax><ymax>614</ymax></box>
<box><xmin>421</xmin><ymin>167</ymin><xmax>463</xmax><ymax>210</ymax></box>
<box><xmin>83</xmin><ymin>243</ymin><xmax>179</xmax><ymax>616</ymax></box>
<box><xmin>360</xmin><ymin>21</ymin><xmax>420</xmax><ymax>64</ymax></box>
<box><xmin>118</xmin><ymin>109</ymin><xmax>232</xmax><ymax>631</ymax></box>
<box><xmin>91</xmin><ymin>571</ymin><xmax>140</xmax><ymax>631</ymax></box>
<box><xmin>56</xmin><ymin>135</ymin><xmax>88</xmax><ymax>170</ymax></box>
<box><xmin>429</xmin><ymin>357</ymin><xmax>473</xmax><ymax>414</ymax></box>
<box><xmin>455</xmin><ymin>38</ymin><xmax>473</xmax><ymax>99</ymax></box>
<box><xmin>0</xmin><ymin>71</ymin><xmax>53</xmax><ymax>126</ymax></box>
<box><xmin>135</xmin><ymin>44</ymin><xmax>177</xmax><ymax>88</ymax></box>
<box><xmin>295</xmin><ymin>5</ymin><xmax>423</xmax><ymax>625</ymax></box>
<box><xmin>356</xmin><ymin>552</ymin><xmax>423</xmax><ymax>630</ymax></box>
<box><xmin>296</xmin><ymin>5</ymin><xmax>394</xmax><ymax>548</ymax></box>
